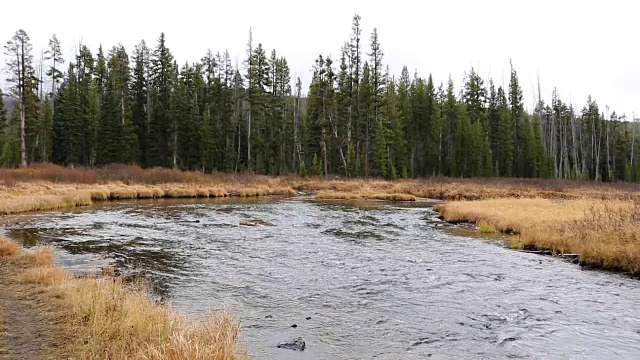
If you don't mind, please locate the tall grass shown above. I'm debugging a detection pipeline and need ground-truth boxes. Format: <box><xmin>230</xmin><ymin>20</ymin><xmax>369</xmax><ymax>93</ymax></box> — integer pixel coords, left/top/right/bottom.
<box><xmin>0</xmin><ymin>237</ymin><xmax>245</xmax><ymax>359</ymax></box>
<box><xmin>0</xmin><ymin>236</ymin><xmax>20</xmax><ymax>257</ymax></box>
<box><xmin>436</xmin><ymin>199</ymin><xmax>640</xmax><ymax>274</ymax></box>
<box><xmin>4</xmin><ymin>164</ymin><xmax>640</xmax><ymax>202</ymax></box>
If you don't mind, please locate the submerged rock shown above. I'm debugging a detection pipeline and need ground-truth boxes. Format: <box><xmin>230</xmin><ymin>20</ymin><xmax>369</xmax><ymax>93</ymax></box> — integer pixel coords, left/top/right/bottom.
<box><xmin>277</xmin><ymin>337</ymin><xmax>306</xmax><ymax>351</ymax></box>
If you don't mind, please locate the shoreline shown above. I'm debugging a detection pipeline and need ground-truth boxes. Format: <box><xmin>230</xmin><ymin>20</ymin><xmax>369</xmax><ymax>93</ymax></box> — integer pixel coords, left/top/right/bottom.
<box><xmin>433</xmin><ymin>198</ymin><xmax>640</xmax><ymax>276</ymax></box>
<box><xmin>0</xmin><ymin>237</ymin><xmax>246</xmax><ymax>359</ymax></box>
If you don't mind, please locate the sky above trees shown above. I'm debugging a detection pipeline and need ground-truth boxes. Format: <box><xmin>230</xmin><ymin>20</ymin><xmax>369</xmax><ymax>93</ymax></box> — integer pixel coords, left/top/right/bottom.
<box><xmin>1</xmin><ymin>0</ymin><xmax>638</xmax><ymax>118</ymax></box>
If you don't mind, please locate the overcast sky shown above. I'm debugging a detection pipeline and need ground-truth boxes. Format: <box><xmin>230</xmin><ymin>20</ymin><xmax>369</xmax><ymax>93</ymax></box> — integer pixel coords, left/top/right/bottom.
<box><xmin>1</xmin><ymin>0</ymin><xmax>638</xmax><ymax>118</ymax></box>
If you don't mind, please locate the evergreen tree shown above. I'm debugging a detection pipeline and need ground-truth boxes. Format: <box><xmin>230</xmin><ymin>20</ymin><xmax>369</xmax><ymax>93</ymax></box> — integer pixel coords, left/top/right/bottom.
<box><xmin>97</xmin><ymin>45</ymin><xmax>136</xmax><ymax>165</ymax></box>
<box><xmin>509</xmin><ymin>61</ymin><xmax>526</xmax><ymax>177</ymax></box>
<box><xmin>44</xmin><ymin>34</ymin><xmax>64</xmax><ymax>118</ymax></box>
<box><xmin>131</xmin><ymin>40</ymin><xmax>151</xmax><ymax>166</ymax></box>
<box><xmin>148</xmin><ymin>33</ymin><xmax>175</xmax><ymax>168</ymax></box>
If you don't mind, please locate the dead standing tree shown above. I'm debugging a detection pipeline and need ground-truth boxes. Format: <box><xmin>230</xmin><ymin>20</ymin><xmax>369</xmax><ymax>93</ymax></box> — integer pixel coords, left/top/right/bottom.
<box><xmin>4</xmin><ymin>29</ymin><xmax>35</xmax><ymax>168</ymax></box>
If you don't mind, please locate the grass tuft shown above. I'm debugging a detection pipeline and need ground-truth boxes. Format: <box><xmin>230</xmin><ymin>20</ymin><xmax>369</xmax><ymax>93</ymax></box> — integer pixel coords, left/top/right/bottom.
<box><xmin>0</xmin><ymin>237</ymin><xmax>20</xmax><ymax>257</ymax></box>
<box><xmin>21</xmin><ymin>267</ymin><xmax>70</xmax><ymax>285</ymax></box>
<box><xmin>19</xmin><ymin>248</ymin><xmax>55</xmax><ymax>267</ymax></box>
<box><xmin>478</xmin><ymin>223</ymin><xmax>497</xmax><ymax>233</ymax></box>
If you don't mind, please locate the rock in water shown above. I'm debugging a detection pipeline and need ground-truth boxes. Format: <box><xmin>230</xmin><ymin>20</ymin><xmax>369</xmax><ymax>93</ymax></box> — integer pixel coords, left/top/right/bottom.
<box><xmin>277</xmin><ymin>337</ymin><xmax>306</xmax><ymax>351</ymax></box>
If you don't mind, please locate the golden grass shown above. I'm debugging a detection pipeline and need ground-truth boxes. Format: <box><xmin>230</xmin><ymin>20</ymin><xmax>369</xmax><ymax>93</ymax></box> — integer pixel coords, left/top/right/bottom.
<box><xmin>90</xmin><ymin>188</ymin><xmax>110</xmax><ymax>201</ymax></box>
<box><xmin>267</xmin><ymin>187</ymin><xmax>297</xmax><ymax>196</ymax></box>
<box><xmin>208</xmin><ymin>188</ymin><xmax>228</xmax><ymax>197</ymax></box>
<box><xmin>478</xmin><ymin>223</ymin><xmax>497</xmax><ymax>234</ymax></box>
<box><xmin>434</xmin><ymin>199</ymin><xmax>604</xmax><ymax>234</ymax></box>
<box><xmin>6</xmin><ymin>164</ymin><xmax>640</xmax><ymax>216</ymax></box>
<box><xmin>165</xmin><ymin>188</ymin><xmax>198</xmax><ymax>198</ymax></box>
<box><xmin>366</xmin><ymin>193</ymin><xmax>416</xmax><ymax>201</ymax></box>
<box><xmin>436</xmin><ymin>199</ymin><xmax>640</xmax><ymax>274</ymax></box>
<box><xmin>18</xmin><ymin>248</ymin><xmax>55</xmax><ymax>267</ymax></box>
<box><xmin>21</xmin><ymin>266</ymin><xmax>70</xmax><ymax>285</ymax></box>
<box><xmin>0</xmin><ymin>236</ymin><xmax>20</xmax><ymax>257</ymax></box>
<box><xmin>0</xmin><ymin>237</ymin><xmax>245</xmax><ymax>359</ymax></box>
<box><xmin>0</xmin><ymin>191</ymin><xmax>92</xmax><ymax>215</ymax></box>
<box><xmin>315</xmin><ymin>190</ymin><xmax>415</xmax><ymax>201</ymax></box>
<box><xmin>109</xmin><ymin>187</ymin><xmax>138</xmax><ymax>200</ymax></box>
<box><xmin>60</xmin><ymin>278</ymin><xmax>243</xmax><ymax>359</ymax></box>
<box><xmin>315</xmin><ymin>191</ymin><xmax>360</xmax><ymax>200</ymax></box>
<box><xmin>237</xmin><ymin>188</ymin><xmax>266</xmax><ymax>197</ymax></box>
<box><xmin>195</xmin><ymin>188</ymin><xmax>211</xmax><ymax>198</ymax></box>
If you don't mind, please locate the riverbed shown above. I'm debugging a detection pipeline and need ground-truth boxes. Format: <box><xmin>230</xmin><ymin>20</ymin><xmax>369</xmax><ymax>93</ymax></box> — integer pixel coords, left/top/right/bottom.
<box><xmin>6</xmin><ymin>199</ymin><xmax>640</xmax><ymax>359</ymax></box>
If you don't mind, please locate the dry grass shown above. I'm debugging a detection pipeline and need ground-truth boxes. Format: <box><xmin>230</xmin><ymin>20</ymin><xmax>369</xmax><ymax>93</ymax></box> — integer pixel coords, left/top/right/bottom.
<box><xmin>367</xmin><ymin>193</ymin><xmax>416</xmax><ymax>201</ymax></box>
<box><xmin>434</xmin><ymin>199</ymin><xmax>605</xmax><ymax>234</ymax></box>
<box><xmin>315</xmin><ymin>190</ymin><xmax>415</xmax><ymax>201</ymax></box>
<box><xmin>0</xmin><ymin>237</ymin><xmax>245</xmax><ymax>359</ymax></box>
<box><xmin>4</xmin><ymin>164</ymin><xmax>640</xmax><ymax>216</ymax></box>
<box><xmin>0</xmin><ymin>236</ymin><xmax>21</xmax><ymax>257</ymax></box>
<box><xmin>208</xmin><ymin>188</ymin><xmax>228</xmax><ymax>197</ymax></box>
<box><xmin>315</xmin><ymin>191</ymin><xmax>361</xmax><ymax>200</ymax></box>
<box><xmin>436</xmin><ymin>199</ymin><xmax>640</xmax><ymax>274</ymax></box>
<box><xmin>478</xmin><ymin>223</ymin><xmax>497</xmax><ymax>234</ymax></box>
<box><xmin>18</xmin><ymin>248</ymin><xmax>56</xmax><ymax>267</ymax></box>
<box><xmin>0</xmin><ymin>190</ymin><xmax>92</xmax><ymax>215</ymax></box>
<box><xmin>21</xmin><ymin>266</ymin><xmax>70</xmax><ymax>285</ymax></box>
<box><xmin>60</xmin><ymin>278</ymin><xmax>242</xmax><ymax>359</ymax></box>
<box><xmin>165</xmin><ymin>188</ymin><xmax>198</xmax><ymax>198</ymax></box>
<box><xmin>90</xmin><ymin>188</ymin><xmax>110</xmax><ymax>201</ymax></box>
<box><xmin>109</xmin><ymin>187</ymin><xmax>138</xmax><ymax>200</ymax></box>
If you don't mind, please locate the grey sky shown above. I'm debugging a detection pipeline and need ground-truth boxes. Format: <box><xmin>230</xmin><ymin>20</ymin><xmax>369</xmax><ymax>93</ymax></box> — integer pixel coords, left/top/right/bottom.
<box><xmin>1</xmin><ymin>0</ymin><xmax>638</xmax><ymax>118</ymax></box>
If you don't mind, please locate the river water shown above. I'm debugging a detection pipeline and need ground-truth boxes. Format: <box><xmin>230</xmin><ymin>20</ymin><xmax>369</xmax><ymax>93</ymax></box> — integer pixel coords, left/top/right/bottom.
<box><xmin>6</xmin><ymin>199</ymin><xmax>640</xmax><ymax>359</ymax></box>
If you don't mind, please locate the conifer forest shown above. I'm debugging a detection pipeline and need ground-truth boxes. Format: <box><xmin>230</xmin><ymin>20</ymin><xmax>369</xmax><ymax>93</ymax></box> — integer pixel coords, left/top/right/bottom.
<box><xmin>2</xmin><ymin>15</ymin><xmax>639</xmax><ymax>182</ymax></box>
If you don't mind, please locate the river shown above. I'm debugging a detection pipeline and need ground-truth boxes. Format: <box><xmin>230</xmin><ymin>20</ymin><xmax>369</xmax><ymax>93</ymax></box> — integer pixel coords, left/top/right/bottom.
<box><xmin>6</xmin><ymin>198</ymin><xmax>640</xmax><ymax>359</ymax></box>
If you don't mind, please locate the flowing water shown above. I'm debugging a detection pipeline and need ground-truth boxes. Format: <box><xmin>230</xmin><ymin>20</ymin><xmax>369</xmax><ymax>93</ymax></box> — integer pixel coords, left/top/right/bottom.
<box><xmin>5</xmin><ymin>198</ymin><xmax>640</xmax><ymax>359</ymax></box>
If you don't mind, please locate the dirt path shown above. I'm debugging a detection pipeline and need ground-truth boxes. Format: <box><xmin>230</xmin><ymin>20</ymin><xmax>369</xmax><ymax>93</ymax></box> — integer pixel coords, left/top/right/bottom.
<box><xmin>0</xmin><ymin>263</ymin><xmax>66</xmax><ymax>360</ymax></box>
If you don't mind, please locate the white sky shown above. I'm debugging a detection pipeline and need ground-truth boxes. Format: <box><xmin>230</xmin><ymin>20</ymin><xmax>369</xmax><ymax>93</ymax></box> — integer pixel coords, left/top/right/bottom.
<box><xmin>1</xmin><ymin>0</ymin><xmax>638</xmax><ymax>118</ymax></box>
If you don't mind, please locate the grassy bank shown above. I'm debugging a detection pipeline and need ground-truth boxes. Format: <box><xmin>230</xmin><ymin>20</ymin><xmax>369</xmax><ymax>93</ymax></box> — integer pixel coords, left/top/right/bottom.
<box><xmin>0</xmin><ymin>237</ymin><xmax>244</xmax><ymax>359</ymax></box>
<box><xmin>435</xmin><ymin>199</ymin><xmax>640</xmax><ymax>275</ymax></box>
<box><xmin>4</xmin><ymin>163</ymin><xmax>640</xmax><ymax>215</ymax></box>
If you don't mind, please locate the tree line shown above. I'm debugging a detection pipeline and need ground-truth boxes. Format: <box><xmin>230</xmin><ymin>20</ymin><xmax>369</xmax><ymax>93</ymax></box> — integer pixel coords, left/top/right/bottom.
<box><xmin>2</xmin><ymin>15</ymin><xmax>639</xmax><ymax>181</ymax></box>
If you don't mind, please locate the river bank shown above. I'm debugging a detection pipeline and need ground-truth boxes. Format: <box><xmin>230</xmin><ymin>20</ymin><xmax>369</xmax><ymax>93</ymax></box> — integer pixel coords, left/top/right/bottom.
<box><xmin>434</xmin><ymin>198</ymin><xmax>640</xmax><ymax>275</ymax></box>
<box><xmin>0</xmin><ymin>236</ymin><xmax>245</xmax><ymax>360</ymax></box>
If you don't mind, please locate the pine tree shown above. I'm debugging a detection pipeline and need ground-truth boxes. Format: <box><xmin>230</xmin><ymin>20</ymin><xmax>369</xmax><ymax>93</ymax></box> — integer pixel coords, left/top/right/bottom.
<box><xmin>76</xmin><ymin>45</ymin><xmax>99</xmax><ymax>166</ymax></box>
<box><xmin>97</xmin><ymin>45</ymin><xmax>136</xmax><ymax>165</ymax></box>
<box><xmin>0</xmin><ymin>88</ymin><xmax>10</xmax><ymax>166</ymax></box>
<box><xmin>148</xmin><ymin>33</ymin><xmax>175</xmax><ymax>168</ymax></box>
<box><xmin>509</xmin><ymin>61</ymin><xmax>525</xmax><ymax>177</ymax></box>
<box><xmin>131</xmin><ymin>40</ymin><xmax>151</xmax><ymax>166</ymax></box>
<box><xmin>44</xmin><ymin>34</ymin><xmax>64</xmax><ymax>118</ymax></box>
<box><xmin>37</xmin><ymin>96</ymin><xmax>53</xmax><ymax>162</ymax></box>
<box><xmin>441</xmin><ymin>78</ymin><xmax>459</xmax><ymax>176</ymax></box>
